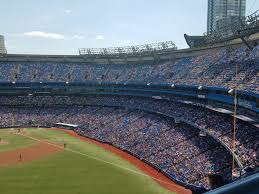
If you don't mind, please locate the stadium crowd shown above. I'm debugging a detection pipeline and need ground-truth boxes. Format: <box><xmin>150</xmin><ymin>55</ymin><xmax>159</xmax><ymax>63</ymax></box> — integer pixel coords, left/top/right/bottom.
<box><xmin>0</xmin><ymin>45</ymin><xmax>258</xmax><ymax>191</ymax></box>
<box><xmin>0</xmin><ymin>95</ymin><xmax>258</xmax><ymax>190</ymax></box>
<box><xmin>0</xmin><ymin>45</ymin><xmax>258</xmax><ymax>93</ymax></box>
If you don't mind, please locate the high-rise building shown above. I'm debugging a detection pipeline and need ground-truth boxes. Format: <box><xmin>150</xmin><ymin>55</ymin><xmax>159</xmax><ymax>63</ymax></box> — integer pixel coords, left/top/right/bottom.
<box><xmin>0</xmin><ymin>35</ymin><xmax>7</xmax><ymax>54</ymax></box>
<box><xmin>207</xmin><ymin>0</ymin><xmax>246</xmax><ymax>34</ymax></box>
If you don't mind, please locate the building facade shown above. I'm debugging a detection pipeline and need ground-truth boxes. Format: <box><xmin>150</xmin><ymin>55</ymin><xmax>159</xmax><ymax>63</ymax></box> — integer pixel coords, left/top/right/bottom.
<box><xmin>0</xmin><ymin>35</ymin><xmax>7</xmax><ymax>54</ymax></box>
<box><xmin>207</xmin><ymin>0</ymin><xmax>246</xmax><ymax>34</ymax></box>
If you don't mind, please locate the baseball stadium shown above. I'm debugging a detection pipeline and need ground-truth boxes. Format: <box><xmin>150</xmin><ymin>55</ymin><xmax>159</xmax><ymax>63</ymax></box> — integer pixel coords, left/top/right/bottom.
<box><xmin>0</xmin><ymin>1</ymin><xmax>259</xmax><ymax>194</ymax></box>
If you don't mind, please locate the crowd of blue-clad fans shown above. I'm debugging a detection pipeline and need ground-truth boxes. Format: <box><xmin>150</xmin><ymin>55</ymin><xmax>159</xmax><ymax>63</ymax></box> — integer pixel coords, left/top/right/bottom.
<box><xmin>0</xmin><ymin>45</ymin><xmax>258</xmax><ymax>93</ymax></box>
<box><xmin>0</xmin><ymin>44</ymin><xmax>258</xmax><ymax>191</ymax></box>
<box><xmin>0</xmin><ymin>95</ymin><xmax>258</xmax><ymax>191</ymax></box>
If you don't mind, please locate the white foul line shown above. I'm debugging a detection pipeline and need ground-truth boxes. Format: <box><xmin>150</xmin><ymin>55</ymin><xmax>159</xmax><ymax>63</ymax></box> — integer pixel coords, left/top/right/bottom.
<box><xmin>17</xmin><ymin>132</ymin><xmax>186</xmax><ymax>191</ymax></box>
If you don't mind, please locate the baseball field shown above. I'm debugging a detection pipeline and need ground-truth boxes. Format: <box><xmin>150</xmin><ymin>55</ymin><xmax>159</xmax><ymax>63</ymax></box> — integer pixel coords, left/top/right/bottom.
<box><xmin>0</xmin><ymin>128</ymin><xmax>191</xmax><ymax>194</ymax></box>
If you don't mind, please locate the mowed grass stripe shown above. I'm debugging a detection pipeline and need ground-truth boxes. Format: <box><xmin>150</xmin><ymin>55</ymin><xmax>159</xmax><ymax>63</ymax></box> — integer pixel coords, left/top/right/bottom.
<box><xmin>0</xmin><ymin>128</ymin><xmax>174</xmax><ymax>194</ymax></box>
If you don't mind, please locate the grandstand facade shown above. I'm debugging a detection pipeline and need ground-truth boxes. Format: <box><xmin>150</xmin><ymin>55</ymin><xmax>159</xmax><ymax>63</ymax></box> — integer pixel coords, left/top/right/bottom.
<box><xmin>0</xmin><ymin>36</ymin><xmax>258</xmax><ymax>193</ymax></box>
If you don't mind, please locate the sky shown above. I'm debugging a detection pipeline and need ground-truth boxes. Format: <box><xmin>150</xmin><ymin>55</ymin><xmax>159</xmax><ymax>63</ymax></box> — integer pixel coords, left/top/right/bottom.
<box><xmin>1</xmin><ymin>0</ymin><xmax>259</xmax><ymax>55</ymax></box>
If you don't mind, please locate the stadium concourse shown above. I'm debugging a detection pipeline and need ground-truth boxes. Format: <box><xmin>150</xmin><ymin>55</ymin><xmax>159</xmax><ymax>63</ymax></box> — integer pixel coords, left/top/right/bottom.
<box><xmin>0</xmin><ymin>44</ymin><xmax>258</xmax><ymax>193</ymax></box>
<box><xmin>0</xmin><ymin>45</ymin><xmax>258</xmax><ymax>93</ymax></box>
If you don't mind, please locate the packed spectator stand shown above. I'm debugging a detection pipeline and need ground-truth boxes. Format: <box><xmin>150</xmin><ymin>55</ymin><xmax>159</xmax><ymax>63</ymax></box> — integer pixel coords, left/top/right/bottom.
<box><xmin>0</xmin><ymin>95</ymin><xmax>258</xmax><ymax>191</ymax></box>
<box><xmin>0</xmin><ymin>45</ymin><xmax>258</xmax><ymax>93</ymax></box>
<box><xmin>0</xmin><ymin>44</ymin><xmax>258</xmax><ymax>192</ymax></box>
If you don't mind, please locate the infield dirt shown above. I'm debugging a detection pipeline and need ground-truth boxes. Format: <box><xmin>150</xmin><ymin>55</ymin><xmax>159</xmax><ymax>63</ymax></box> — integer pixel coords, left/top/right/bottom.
<box><xmin>0</xmin><ymin>141</ymin><xmax>63</xmax><ymax>166</ymax></box>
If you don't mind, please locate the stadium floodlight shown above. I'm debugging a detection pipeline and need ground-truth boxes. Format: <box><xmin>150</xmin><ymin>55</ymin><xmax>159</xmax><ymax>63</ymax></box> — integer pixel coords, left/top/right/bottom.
<box><xmin>174</xmin><ymin>118</ymin><xmax>180</xmax><ymax>124</ymax></box>
<box><xmin>199</xmin><ymin>131</ymin><xmax>207</xmax><ymax>137</ymax></box>
<box><xmin>198</xmin><ymin>86</ymin><xmax>203</xmax><ymax>90</ymax></box>
<box><xmin>78</xmin><ymin>41</ymin><xmax>177</xmax><ymax>56</ymax></box>
<box><xmin>228</xmin><ymin>88</ymin><xmax>234</xmax><ymax>95</ymax></box>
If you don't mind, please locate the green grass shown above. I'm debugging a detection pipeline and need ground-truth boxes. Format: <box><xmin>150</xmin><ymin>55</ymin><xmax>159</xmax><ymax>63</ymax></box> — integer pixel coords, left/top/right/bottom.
<box><xmin>0</xmin><ymin>129</ymin><xmax>36</xmax><ymax>152</ymax></box>
<box><xmin>0</xmin><ymin>128</ymin><xmax>175</xmax><ymax>194</ymax></box>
